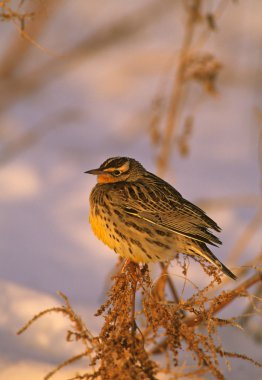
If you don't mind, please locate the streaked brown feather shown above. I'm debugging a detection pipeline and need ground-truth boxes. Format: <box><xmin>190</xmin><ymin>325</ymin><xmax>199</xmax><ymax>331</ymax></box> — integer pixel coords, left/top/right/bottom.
<box><xmin>109</xmin><ymin>177</ymin><xmax>221</xmax><ymax>246</ymax></box>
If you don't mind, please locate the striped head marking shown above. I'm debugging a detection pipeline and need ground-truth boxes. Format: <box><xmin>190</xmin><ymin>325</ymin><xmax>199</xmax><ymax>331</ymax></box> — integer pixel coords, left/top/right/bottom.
<box><xmin>85</xmin><ymin>157</ymin><xmax>145</xmax><ymax>183</ymax></box>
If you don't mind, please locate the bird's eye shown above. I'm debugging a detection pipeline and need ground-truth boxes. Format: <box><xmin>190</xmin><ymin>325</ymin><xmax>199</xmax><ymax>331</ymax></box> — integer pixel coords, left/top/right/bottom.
<box><xmin>113</xmin><ymin>170</ymin><xmax>121</xmax><ymax>176</ymax></box>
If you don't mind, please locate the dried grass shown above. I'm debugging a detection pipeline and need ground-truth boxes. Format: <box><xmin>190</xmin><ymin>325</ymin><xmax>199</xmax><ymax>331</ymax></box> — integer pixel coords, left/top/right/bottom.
<box><xmin>18</xmin><ymin>262</ymin><xmax>262</xmax><ymax>380</ymax></box>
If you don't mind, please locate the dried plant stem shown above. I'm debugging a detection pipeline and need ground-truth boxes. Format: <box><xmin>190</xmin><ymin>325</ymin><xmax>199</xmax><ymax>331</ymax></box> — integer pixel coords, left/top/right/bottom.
<box><xmin>207</xmin><ymin>251</ymin><xmax>262</xmax><ymax>293</ymax></box>
<box><xmin>18</xmin><ymin>262</ymin><xmax>261</xmax><ymax>379</ymax></box>
<box><xmin>217</xmin><ymin>350</ymin><xmax>262</xmax><ymax>369</ymax></box>
<box><xmin>194</xmin><ymin>0</ymin><xmax>229</xmax><ymax>52</ymax></box>
<box><xmin>131</xmin><ymin>284</ymin><xmax>136</xmax><ymax>348</ymax></box>
<box><xmin>131</xmin><ymin>274</ymin><xmax>137</xmax><ymax>349</ymax></box>
<box><xmin>186</xmin><ymin>272</ymin><xmax>262</xmax><ymax>327</ymax></box>
<box><xmin>44</xmin><ymin>352</ymin><xmax>88</xmax><ymax>380</ymax></box>
<box><xmin>0</xmin><ymin>0</ymin><xmax>61</xmax><ymax>78</ymax></box>
<box><xmin>159</xmin><ymin>262</ymin><xmax>187</xmax><ymax>319</ymax></box>
<box><xmin>152</xmin><ymin>272</ymin><xmax>262</xmax><ymax>354</ymax></box>
<box><xmin>17</xmin><ymin>307</ymin><xmax>65</xmax><ymax>335</ymax></box>
<box><xmin>155</xmin><ymin>0</ymin><xmax>205</xmax><ymax>310</ymax></box>
<box><xmin>159</xmin><ymin>262</ymin><xmax>180</xmax><ymax>304</ymax></box>
<box><xmin>157</xmin><ymin>0</ymin><xmax>201</xmax><ymax>177</ymax></box>
<box><xmin>239</xmin><ymin>282</ymin><xmax>262</xmax><ymax>326</ymax></box>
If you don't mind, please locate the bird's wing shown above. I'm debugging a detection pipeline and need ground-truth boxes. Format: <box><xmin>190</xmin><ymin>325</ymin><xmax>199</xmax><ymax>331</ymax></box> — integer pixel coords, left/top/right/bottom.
<box><xmin>111</xmin><ymin>181</ymin><xmax>221</xmax><ymax>246</ymax></box>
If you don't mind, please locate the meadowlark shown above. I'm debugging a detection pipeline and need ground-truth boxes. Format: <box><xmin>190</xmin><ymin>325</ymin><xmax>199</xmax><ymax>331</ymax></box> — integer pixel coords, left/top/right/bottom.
<box><xmin>86</xmin><ymin>157</ymin><xmax>236</xmax><ymax>280</ymax></box>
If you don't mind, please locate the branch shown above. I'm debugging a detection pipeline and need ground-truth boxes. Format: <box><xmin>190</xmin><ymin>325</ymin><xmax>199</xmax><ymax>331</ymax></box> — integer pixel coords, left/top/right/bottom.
<box><xmin>0</xmin><ymin>0</ymin><xmax>61</xmax><ymax>79</ymax></box>
<box><xmin>185</xmin><ymin>272</ymin><xmax>262</xmax><ymax>327</ymax></box>
<box><xmin>156</xmin><ymin>0</ymin><xmax>201</xmax><ymax>176</ymax></box>
<box><xmin>152</xmin><ymin>272</ymin><xmax>262</xmax><ymax>354</ymax></box>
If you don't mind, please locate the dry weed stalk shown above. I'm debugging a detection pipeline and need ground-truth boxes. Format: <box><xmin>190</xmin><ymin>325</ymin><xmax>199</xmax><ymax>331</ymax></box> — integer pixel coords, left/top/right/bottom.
<box><xmin>18</xmin><ymin>261</ymin><xmax>262</xmax><ymax>380</ymax></box>
<box><xmin>151</xmin><ymin>0</ymin><xmax>224</xmax><ymax>177</ymax></box>
<box><xmin>0</xmin><ymin>0</ymin><xmax>34</xmax><ymax>29</ymax></box>
<box><xmin>0</xmin><ymin>0</ymin><xmax>62</xmax><ymax>78</ymax></box>
<box><xmin>156</xmin><ymin>0</ymin><xmax>201</xmax><ymax>177</ymax></box>
<box><xmin>150</xmin><ymin>0</ymin><xmax>262</xmax><ymax>350</ymax></box>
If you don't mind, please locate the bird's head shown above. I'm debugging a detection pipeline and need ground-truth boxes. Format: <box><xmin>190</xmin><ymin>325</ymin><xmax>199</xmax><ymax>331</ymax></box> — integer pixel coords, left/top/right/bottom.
<box><xmin>85</xmin><ymin>157</ymin><xmax>145</xmax><ymax>183</ymax></box>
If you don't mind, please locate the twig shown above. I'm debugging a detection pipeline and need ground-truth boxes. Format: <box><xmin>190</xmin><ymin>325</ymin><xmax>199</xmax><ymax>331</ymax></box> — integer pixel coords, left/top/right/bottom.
<box><xmin>217</xmin><ymin>349</ymin><xmax>262</xmax><ymax>369</ymax></box>
<box><xmin>186</xmin><ymin>272</ymin><xmax>262</xmax><ymax>327</ymax></box>
<box><xmin>155</xmin><ymin>4</ymin><xmax>203</xmax><ymax>311</ymax></box>
<box><xmin>131</xmin><ymin>271</ymin><xmax>137</xmax><ymax>349</ymax></box>
<box><xmin>159</xmin><ymin>262</ymin><xmax>181</xmax><ymax>304</ymax></box>
<box><xmin>152</xmin><ymin>272</ymin><xmax>262</xmax><ymax>354</ymax></box>
<box><xmin>193</xmin><ymin>0</ymin><xmax>229</xmax><ymax>52</ymax></box>
<box><xmin>238</xmin><ymin>282</ymin><xmax>262</xmax><ymax>326</ymax></box>
<box><xmin>17</xmin><ymin>307</ymin><xmax>66</xmax><ymax>335</ymax></box>
<box><xmin>154</xmin><ymin>0</ymin><xmax>229</xmax><ymax>318</ymax></box>
<box><xmin>206</xmin><ymin>250</ymin><xmax>262</xmax><ymax>291</ymax></box>
<box><xmin>44</xmin><ymin>351</ymin><xmax>88</xmax><ymax>380</ymax></box>
<box><xmin>159</xmin><ymin>263</ymin><xmax>186</xmax><ymax>319</ymax></box>
<box><xmin>156</xmin><ymin>0</ymin><xmax>201</xmax><ymax>177</ymax></box>
<box><xmin>0</xmin><ymin>0</ymin><xmax>62</xmax><ymax>78</ymax></box>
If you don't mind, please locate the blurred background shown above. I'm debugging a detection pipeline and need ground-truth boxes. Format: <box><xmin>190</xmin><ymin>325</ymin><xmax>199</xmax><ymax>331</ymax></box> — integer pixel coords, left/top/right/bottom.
<box><xmin>0</xmin><ymin>0</ymin><xmax>262</xmax><ymax>379</ymax></box>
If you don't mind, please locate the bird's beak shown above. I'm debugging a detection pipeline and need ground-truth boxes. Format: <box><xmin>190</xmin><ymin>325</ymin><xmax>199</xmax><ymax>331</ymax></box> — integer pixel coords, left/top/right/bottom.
<box><xmin>84</xmin><ymin>168</ymin><xmax>104</xmax><ymax>175</ymax></box>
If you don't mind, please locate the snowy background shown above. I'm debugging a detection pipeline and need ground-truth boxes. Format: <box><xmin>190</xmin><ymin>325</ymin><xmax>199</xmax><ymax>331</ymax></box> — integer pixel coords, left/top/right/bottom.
<box><xmin>0</xmin><ymin>1</ymin><xmax>261</xmax><ymax>379</ymax></box>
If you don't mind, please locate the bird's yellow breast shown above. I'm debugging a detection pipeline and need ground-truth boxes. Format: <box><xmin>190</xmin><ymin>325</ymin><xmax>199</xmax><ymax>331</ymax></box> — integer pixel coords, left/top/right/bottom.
<box><xmin>89</xmin><ymin>211</ymin><xmax>115</xmax><ymax>250</ymax></box>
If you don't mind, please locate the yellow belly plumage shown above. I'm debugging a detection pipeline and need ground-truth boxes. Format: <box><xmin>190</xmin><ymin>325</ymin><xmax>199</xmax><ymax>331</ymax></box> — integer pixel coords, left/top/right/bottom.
<box><xmin>89</xmin><ymin>210</ymin><xmax>175</xmax><ymax>263</ymax></box>
<box><xmin>89</xmin><ymin>212</ymin><xmax>116</xmax><ymax>251</ymax></box>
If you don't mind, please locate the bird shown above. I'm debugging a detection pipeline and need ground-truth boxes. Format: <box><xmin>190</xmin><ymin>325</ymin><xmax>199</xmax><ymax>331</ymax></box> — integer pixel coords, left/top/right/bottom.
<box><xmin>85</xmin><ymin>157</ymin><xmax>236</xmax><ymax>280</ymax></box>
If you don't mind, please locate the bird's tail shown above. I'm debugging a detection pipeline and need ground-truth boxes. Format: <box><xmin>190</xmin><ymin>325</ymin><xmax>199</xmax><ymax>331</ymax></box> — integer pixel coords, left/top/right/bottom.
<box><xmin>193</xmin><ymin>242</ymin><xmax>237</xmax><ymax>280</ymax></box>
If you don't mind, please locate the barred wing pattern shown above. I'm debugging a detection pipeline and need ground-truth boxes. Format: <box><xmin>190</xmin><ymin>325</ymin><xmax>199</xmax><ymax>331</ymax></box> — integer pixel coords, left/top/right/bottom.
<box><xmin>110</xmin><ymin>174</ymin><xmax>221</xmax><ymax>247</ymax></box>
